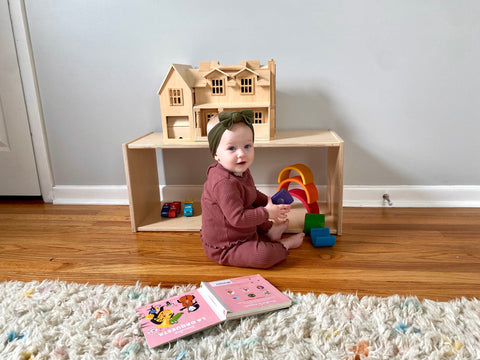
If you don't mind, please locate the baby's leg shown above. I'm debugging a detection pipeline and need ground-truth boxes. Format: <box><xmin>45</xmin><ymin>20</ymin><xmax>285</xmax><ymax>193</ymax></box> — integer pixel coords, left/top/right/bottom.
<box><xmin>279</xmin><ymin>232</ymin><xmax>304</xmax><ymax>250</ymax></box>
<box><xmin>266</xmin><ymin>219</ymin><xmax>304</xmax><ymax>249</ymax></box>
<box><xmin>218</xmin><ymin>239</ymin><xmax>289</xmax><ymax>269</ymax></box>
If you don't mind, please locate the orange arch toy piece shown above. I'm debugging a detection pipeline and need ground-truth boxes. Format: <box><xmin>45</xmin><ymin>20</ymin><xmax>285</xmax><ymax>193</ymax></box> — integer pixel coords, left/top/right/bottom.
<box><xmin>288</xmin><ymin>189</ymin><xmax>320</xmax><ymax>214</ymax></box>
<box><xmin>277</xmin><ymin>176</ymin><xmax>319</xmax><ymax>204</ymax></box>
<box><xmin>277</xmin><ymin>164</ymin><xmax>315</xmax><ymax>185</ymax></box>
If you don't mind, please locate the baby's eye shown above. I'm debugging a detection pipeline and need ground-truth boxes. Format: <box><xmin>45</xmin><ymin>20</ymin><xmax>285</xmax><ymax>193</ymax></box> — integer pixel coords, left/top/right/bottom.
<box><xmin>244</xmin><ymin>144</ymin><xmax>252</xmax><ymax>150</ymax></box>
<box><xmin>227</xmin><ymin>146</ymin><xmax>236</xmax><ymax>151</ymax></box>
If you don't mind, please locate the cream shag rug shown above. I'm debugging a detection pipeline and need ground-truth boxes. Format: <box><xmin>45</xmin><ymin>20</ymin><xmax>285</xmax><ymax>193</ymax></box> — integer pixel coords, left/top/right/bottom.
<box><xmin>1</xmin><ymin>280</ymin><xmax>479</xmax><ymax>360</ymax></box>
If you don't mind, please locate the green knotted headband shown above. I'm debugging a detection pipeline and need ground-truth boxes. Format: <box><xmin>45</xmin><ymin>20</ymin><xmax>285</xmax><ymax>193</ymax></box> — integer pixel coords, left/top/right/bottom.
<box><xmin>208</xmin><ymin>110</ymin><xmax>255</xmax><ymax>157</ymax></box>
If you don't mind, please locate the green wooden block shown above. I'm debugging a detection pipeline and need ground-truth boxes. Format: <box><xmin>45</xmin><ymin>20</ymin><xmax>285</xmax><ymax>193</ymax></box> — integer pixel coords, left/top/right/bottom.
<box><xmin>304</xmin><ymin>213</ymin><xmax>325</xmax><ymax>236</ymax></box>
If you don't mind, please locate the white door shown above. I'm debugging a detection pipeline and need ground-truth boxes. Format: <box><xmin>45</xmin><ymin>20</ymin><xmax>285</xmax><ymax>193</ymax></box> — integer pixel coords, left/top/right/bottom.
<box><xmin>0</xmin><ymin>1</ymin><xmax>40</xmax><ymax>195</ymax></box>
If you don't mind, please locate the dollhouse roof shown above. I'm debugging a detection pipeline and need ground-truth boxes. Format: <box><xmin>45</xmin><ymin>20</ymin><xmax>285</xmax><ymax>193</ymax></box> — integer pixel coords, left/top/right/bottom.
<box><xmin>157</xmin><ymin>64</ymin><xmax>194</xmax><ymax>94</ymax></box>
<box><xmin>158</xmin><ymin>61</ymin><xmax>273</xmax><ymax>94</ymax></box>
<box><xmin>257</xmin><ymin>78</ymin><xmax>270</xmax><ymax>86</ymax></box>
<box><xmin>202</xmin><ymin>68</ymin><xmax>230</xmax><ymax>79</ymax></box>
<box><xmin>232</xmin><ymin>67</ymin><xmax>260</xmax><ymax>78</ymax></box>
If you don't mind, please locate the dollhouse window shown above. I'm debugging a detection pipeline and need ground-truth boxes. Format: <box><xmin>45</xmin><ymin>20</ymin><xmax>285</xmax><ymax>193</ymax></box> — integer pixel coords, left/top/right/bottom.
<box><xmin>254</xmin><ymin>111</ymin><xmax>263</xmax><ymax>124</ymax></box>
<box><xmin>169</xmin><ymin>89</ymin><xmax>183</xmax><ymax>105</ymax></box>
<box><xmin>211</xmin><ymin>79</ymin><xmax>224</xmax><ymax>95</ymax></box>
<box><xmin>240</xmin><ymin>77</ymin><xmax>254</xmax><ymax>94</ymax></box>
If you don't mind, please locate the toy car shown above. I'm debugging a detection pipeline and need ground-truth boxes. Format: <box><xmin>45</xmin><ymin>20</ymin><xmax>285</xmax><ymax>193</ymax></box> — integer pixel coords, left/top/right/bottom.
<box><xmin>183</xmin><ymin>201</ymin><xmax>193</xmax><ymax>217</ymax></box>
<box><xmin>168</xmin><ymin>201</ymin><xmax>181</xmax><ymax>217</ymax></box>
<box><xmin>161</xmin><ymin>202</ymin><xmax>171</xmax><ymax>217</ymax></box>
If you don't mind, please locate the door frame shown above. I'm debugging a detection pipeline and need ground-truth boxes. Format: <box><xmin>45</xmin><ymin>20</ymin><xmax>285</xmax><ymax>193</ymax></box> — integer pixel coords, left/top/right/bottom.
<box><xmin>9</xmin><ymin>0</ymin><xmax>54</xmax><ymax>202</ymax></box>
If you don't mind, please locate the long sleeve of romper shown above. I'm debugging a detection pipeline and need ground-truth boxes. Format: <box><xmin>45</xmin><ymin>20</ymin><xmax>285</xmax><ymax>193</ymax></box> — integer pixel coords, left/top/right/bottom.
<box><xmin>201</xmin><ymin>163</ymin><xmax>270</xmax><ymax>248</ymax></box>
<box><xmin>252</xmin><ymin>189</ymin><xmax>269</xmax><ymax>208</ymax></box>
<box><xmin>214</xmin><ymin>178</ymin><xmax>269</xmax><ymax>228</ymax></box>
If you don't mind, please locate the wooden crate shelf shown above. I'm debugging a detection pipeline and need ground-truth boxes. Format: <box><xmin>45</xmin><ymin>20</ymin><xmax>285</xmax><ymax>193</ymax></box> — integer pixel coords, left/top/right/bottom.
<box><xmin>123</xmin><ymin>130</ymin><xmax>344</xmax><ymax>234</ymax></box>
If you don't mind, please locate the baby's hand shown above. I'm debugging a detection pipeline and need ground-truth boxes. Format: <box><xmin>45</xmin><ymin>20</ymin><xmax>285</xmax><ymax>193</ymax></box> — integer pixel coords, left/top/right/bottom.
<box><xmin>265</xmin><ymin>197</ymin><xmax>291</xmax><ymax>222</ymax></box>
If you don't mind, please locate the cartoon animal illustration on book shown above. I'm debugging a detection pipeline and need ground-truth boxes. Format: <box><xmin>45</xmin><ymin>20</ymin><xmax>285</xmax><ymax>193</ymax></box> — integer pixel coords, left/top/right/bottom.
<box><xmin>145</xmin><ymin>305</ymin><xmax>183</xmax><ymax>328</ymax></box>
<box><xmin>144</xmin><ymin>293</ymin><xmax>201</xmax><ymax>327</ymax></box>
<box><xmin>178</xmin><ymin>294</ymin><xmax>200</xmax><ymax>312</ymax></box>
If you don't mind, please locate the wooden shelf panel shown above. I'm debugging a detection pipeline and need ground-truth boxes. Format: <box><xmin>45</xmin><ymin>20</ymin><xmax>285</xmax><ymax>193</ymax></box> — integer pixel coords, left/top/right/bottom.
<box><xmin>127</xmin><ymin>130</ymin><xmax>344</xmax><ymax>149</ymax></box>
<box><xmin>138</xmin><ymin>202</ymin><xmax>203</xmax><ymax>232</ymax></box>
<box><xmin>137</xmin><ymin>202</ymin><xmax>338</xmax><ymax>235</ymax></box>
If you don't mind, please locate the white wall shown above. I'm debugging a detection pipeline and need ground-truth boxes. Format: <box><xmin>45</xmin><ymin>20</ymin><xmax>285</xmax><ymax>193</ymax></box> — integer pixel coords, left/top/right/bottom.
<box><xmin>24</xmin><ymin>0</ymin><xmax>480</xmax><ymax>193</ymax></box>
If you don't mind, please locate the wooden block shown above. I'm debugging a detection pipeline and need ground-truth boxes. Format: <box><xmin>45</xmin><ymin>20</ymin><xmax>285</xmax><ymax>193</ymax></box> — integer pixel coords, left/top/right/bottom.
<box><xmin>304</xmin><ymin>213</ymin><xmax>325</xmax><ymax>236</ymax></box>
<box><xmin>272</xmin><ymin>189</ymin><xmax>294</xmax><ymax>204</ymax></box>
<box><xmin>311</xmin><ymin>235</ymin><xmax>336</xmax><ymax>247</ymax></box>
<box><xmin>310</xmin><ymin>227</ymin><xmax>330</xmax><ymax>237</ymax></box>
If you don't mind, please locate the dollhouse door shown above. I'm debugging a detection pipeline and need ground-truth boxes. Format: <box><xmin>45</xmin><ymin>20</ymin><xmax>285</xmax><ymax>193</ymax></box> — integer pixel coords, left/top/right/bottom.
<box><xmin>199</xmin><ymin>111</ymin><xmax>218</xmax><ymax>137</ymax></box>
<box><xmin>0</xmin><ymin>2</ymin><xmax>41</xmax><ymax>196</ymax></box>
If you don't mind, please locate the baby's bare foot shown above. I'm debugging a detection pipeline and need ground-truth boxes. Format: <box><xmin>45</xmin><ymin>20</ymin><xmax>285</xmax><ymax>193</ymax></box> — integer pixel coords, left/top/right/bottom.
<box><xmin>280</xmin><ymin>232</ymin><xmax>304</xmax><ymax>250</ymax></box>
<box><xmin>267</xmin><ymin>220</ymin><xmax>289</xmax><ymax>241</ymax></box>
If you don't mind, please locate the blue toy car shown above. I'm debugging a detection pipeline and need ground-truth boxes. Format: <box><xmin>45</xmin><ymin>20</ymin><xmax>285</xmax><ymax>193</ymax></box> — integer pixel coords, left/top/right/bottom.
<box><xmin>161</xmin><ymin>202</ymin><xmax>171</xmax><ymax>217</ymax></box>
<box><xmin>183</xmin><ymin>201</ymin><xmax>193</xmax><ymax>217</ymax></box>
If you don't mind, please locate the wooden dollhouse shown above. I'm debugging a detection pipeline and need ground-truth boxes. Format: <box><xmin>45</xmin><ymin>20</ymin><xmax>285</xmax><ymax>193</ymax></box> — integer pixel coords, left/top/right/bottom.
<box><xmin>158</xmin><ymin>60</ymin><xmax>276</xmax><ymax>143</ymax></box>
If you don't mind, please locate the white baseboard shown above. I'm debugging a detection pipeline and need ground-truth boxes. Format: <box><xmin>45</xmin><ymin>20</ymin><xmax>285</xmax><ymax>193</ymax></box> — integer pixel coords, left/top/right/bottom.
<box><xmin>344</xmin><ymin>185</ymin><xmax>480</xmax><ymax>207</ymax></box>
<box><xmin>52</xmin><ymin>185</ymin><xmax>480</xmax><ymax>207</ymax></box>
<box><xmin>53</xmin><ymin>186</ymin><xmax>130</xmax><ymax>205</ymax></box>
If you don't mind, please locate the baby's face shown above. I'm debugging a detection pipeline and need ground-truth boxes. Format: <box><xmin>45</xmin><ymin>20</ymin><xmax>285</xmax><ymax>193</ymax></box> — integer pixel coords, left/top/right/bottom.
<box><xmin>214</xmin><ymin>123</ymin><xmax>254</xmax><ymax>176</ymax></box>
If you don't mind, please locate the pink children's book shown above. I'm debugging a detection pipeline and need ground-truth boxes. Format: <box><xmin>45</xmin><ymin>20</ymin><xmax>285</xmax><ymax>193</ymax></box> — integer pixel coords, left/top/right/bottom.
<box><xmin>136</xmin><ymin>274</ymin><xmax>291</xmax><ymax>348</ymax></box>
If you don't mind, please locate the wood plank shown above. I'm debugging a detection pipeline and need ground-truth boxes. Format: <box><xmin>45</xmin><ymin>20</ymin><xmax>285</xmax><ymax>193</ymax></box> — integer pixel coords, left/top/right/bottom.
<box><xmin>1</xmin><ymin>199</ymin><xmax>479</xmax><ymax>301</ymax></box>
<box><xmin>127</xmin><ymin>130</ymin><xmax>343</xmax><ymax>149</ymax></box>
<box><xmin>327</xmin><ymin>142</ymin><xmax>344</xmax><ymax>235</ymax></box>
<box><xmin>122</xmin><ymin>144</ymin><xmax>161</xmax><ymax>231</ymax></box>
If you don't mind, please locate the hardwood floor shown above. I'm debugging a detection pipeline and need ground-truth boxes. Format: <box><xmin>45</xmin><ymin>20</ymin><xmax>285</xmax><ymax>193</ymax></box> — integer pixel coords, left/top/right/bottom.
<box><xmin>1</xmin><ymin>198</ymin><xmax>479</xmax><ymax>301</ymax></box>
